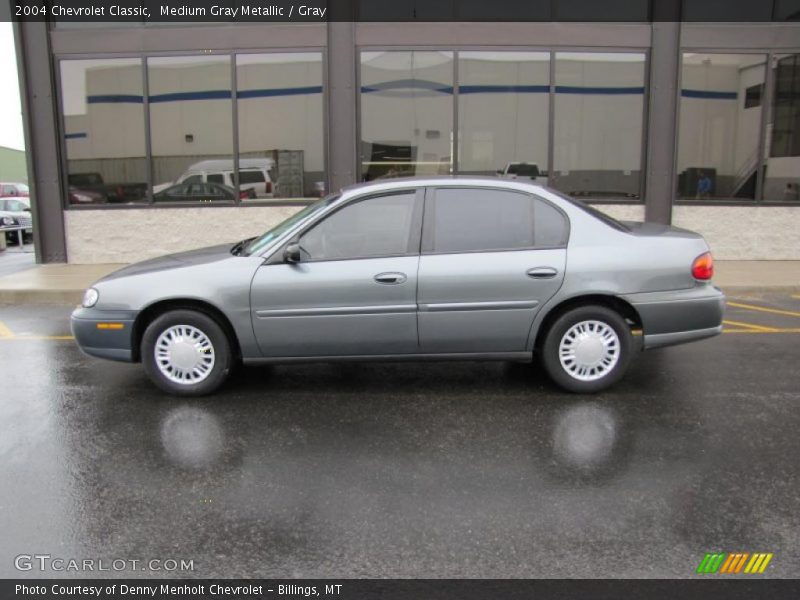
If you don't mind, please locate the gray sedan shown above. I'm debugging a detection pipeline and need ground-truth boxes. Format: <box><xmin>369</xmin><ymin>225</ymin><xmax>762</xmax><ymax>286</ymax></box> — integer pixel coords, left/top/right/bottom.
<box><xmin>71</xmin><ymin>177</ymin><xmax>725</xmax><ymax>396</ymax></box>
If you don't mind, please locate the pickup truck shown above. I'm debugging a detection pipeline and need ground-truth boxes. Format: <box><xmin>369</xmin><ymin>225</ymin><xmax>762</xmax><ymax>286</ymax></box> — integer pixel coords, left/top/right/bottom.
<box><xmin>496</xmin><ymin>162</ymin><xmax>547</xmax><ymax>184</ymax></box>
<box><xmin>68</xmin><ymin>173</ymin><xmax>148</xmax><ymax>204</ymax></box>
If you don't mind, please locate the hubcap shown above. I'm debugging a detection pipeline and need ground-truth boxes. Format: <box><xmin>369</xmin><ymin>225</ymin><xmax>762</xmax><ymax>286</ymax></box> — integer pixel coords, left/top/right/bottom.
<box><xmin>155</xmin><ymin>325</ymin><xmax>215</xmax><ymax>385</ymax></box>
<box><xmin>558</xmin><ymin>320</ymin><xmax>620</xmax><ymax>382</ymax></box>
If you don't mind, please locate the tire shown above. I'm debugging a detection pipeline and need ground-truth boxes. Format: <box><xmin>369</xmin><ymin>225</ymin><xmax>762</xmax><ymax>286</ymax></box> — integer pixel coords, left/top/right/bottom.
<box><xmin>541</xmin><ymin>305</ymin><xmax>633</xmax><ymax>394</ymax></box>
<box><xmin>141</xmin><ymin>309</ymin><xmax>233</xmax><ymax>396</ymax></box>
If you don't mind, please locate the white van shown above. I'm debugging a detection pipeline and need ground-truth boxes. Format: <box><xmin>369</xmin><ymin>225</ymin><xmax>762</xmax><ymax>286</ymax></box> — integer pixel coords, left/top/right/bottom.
<box><xmin>154</xmin><ymin>158</ymin><xmax>276</xmax><ymax>198</ymax></box>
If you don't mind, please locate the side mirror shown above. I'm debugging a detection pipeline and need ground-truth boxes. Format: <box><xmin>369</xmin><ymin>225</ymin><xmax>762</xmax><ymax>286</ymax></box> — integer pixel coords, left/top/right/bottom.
<box><xmin>24</xmin><ymin>207</ymin><xmax>31</xmax><ymax>212</ymax></box>
<box><xmin>284</xmin><ymin>242</ymin><xmax>301</xmax><ymax>263</ymax></box>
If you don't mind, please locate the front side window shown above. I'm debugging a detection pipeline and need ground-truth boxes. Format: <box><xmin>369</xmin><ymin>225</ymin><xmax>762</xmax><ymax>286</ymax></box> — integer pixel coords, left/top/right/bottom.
<box><xmin>428</xmin><ymin>188</ymin><xmax>567</xmax><ymax>254</ymax></box>
<box><xmin>300</xmin><ymin>192</ymin><xmax>418</xmax><ymax>261</ymax></box>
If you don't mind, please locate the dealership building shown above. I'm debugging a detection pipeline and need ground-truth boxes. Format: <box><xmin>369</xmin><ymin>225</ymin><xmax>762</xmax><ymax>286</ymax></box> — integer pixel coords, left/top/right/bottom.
<box><xmin>12</xmin><ymin>4</ymin><xmax>800</xmax><ymax>264</ymax></box>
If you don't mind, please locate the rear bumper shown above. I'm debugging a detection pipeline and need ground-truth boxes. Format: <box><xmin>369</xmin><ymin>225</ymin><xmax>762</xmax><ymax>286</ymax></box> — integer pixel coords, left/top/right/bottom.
<box><xmin>71</xmin><ymin>307</ymin><xmax>137</xmax><ymax>362</ymax></box>
<box><xmin>622</xmin><ymin>285</ymin><xmax>725</xmax><ymax>350</ymax></box>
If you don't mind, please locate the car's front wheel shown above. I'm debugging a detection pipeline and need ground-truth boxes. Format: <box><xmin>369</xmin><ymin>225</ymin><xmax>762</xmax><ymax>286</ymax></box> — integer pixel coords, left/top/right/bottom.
<box><xmin>141</xmin><ymin>310</ymin><xmax>232</xmax><ymax>396</ymax></box>
<box><xmin>541</xmin><ymin>305</ymin><xmax>633</xmax><ymax>393</ymax></box>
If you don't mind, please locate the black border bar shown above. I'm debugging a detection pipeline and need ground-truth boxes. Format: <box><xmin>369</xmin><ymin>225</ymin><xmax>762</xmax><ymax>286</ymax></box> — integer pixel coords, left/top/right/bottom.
<box><xmin>8</xmin><ymin>1</ymin><xmax>800</xmax><ymax>23</ymax></box>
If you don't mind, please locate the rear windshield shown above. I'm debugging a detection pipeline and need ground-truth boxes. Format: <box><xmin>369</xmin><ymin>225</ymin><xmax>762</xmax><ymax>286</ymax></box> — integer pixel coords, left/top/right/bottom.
<box><xmin>507</xmin><ymin>163</ymin><xmax>539</xmax><ymax>176</ymax></box>
<box><xmin>68</xmin><ymin>173</ymin><xmax>102</xmax><ymax>186</ymax></box>
<box><xmin>551</xmin><ymin>190</ymin><xmax>630</xmax><ymax>233</ymax></box>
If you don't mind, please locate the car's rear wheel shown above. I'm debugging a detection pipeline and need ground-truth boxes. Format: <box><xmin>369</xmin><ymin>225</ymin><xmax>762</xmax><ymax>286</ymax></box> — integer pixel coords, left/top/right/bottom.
<box><xmin>541</xmin><ymin>305</ymin><xmax>633</xmax><ymax>393</ymax></box>
<box><xmin>141</xmin><ymin>310</ymin><xmax>232</xmax><ymax>396</ymax></box>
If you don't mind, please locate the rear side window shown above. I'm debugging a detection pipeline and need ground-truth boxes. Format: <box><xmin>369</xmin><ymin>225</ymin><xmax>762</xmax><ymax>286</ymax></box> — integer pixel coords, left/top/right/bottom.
<box><xmin>428</xmin><ymin>188</ymin><xmax>567</xmax><ymax>253</ymax></box>
<box><xmin>239</xmin><ymin>170</ymin><xmax>266</xmax><ymax>184</ymax></box>
<box><xmin>206</xmin><ymin>173</ymin><xmax>224</xmax><ymax>184</ymax></box>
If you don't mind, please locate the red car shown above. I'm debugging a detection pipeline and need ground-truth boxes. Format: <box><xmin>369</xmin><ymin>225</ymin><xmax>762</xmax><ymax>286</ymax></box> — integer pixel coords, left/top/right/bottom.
<box><xmin>0</xmin><ymin>182</ymin><xmax>29</xmax><ymax>198</ymax></box>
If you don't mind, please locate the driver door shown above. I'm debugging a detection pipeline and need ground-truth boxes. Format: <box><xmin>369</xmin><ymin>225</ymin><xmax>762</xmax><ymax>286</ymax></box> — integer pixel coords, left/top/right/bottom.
<box><xmin>250</xmin><ymin>189</ymin><xmax>423</xmax><ymax>357</ymax></box>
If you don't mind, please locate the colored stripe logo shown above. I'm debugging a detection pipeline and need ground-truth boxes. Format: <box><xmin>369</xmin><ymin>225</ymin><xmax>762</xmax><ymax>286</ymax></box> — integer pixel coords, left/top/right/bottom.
<box><xmin>697</xmin><ymin>552</ymin><xmax>773</xmax><ymax>574</ymax></box>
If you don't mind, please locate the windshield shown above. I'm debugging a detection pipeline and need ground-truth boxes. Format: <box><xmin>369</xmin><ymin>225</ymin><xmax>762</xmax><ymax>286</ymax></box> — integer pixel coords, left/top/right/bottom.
<box><xmin>243</xmin><ymin>194</ymin><xmax>340</xmax><ymax>256</ymax></box>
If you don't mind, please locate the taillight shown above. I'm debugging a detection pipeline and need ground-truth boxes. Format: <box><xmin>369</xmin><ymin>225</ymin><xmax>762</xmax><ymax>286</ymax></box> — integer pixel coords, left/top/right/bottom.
<box><xmin>239</xmin><ymin>190</ymin><xmax>249</xmax><ymax>200</ymax></box>
<box><xmin>692</xmin><ymin>252</ymin><xmax>714</xmax><ymax>280</ymax></box>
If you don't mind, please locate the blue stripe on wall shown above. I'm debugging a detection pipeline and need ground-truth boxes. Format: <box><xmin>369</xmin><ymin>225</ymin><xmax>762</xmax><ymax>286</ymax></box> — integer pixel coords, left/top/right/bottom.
<box><xmin>237</xmin><ymin>85</ymin><xmax>323</xmax><ymax>99</ymax></box>
<box><xmin>555</xmin><ymin>85</ymin><xmax>645</xmax><ymax>95</ymax></box>
<box><xmin>681</xmin><ymin>89</ymin><xmax>738</xmax><ymax>100</ymax></box>
<box><xmin>459</xmin><ymin>84</ymin><xmax>550</xmax><ymax>94</ymax></box>
<box><xmin>65</xmin><ymin>132</ymin><xmax>87</xmax><ymax>139</ymax></box>
<box><xmin>87</xmin><ymin>94</ymin><xmax>143</xmax><ymax>104</ymax></box>
<box><xmin>149</xmin><ymin>90</ymin><xmax>232</xmax><ymax>103</ymax></box>
<box><xmin>83</xmin><ymin>83</ymin><xmax>741</xmax><ymax>104</ymax></box>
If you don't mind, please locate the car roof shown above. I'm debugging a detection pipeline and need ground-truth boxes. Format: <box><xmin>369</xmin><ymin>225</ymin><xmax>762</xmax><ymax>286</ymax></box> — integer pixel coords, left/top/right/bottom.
<box><xmin>186</xmin><ymin>158</ymin><xmax>275</xmax><ymax>171</ymax></box>
<box><xmin>340</xmin><ymin>175</ymin><xmax>548</xmax><ymax>196</ymax></box>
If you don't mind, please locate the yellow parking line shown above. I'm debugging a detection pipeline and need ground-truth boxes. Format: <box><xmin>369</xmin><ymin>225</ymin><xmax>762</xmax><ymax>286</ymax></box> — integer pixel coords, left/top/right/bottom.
<box><xmin>722</xmin><ymin>319</ymin><xmax>779</xmax><ymax>332</ymax></box>
<box><xmin>728</xmin><ymin>301</ymin><xmax>800</xmax><ymax>319</ymax></box>
<box><xmin>723</xmin><ymin>329</ymin><xmax>800</xmax><ymax>334</ymax></box>
<box><xmin>0</xmin><ymin>335</ymin><xmax>74</xmax><ymax>341</ymax></box>
<box><xmin>0</xmin><ymin>320</ymin><xmax>15</xmax><ymax>338</ymax></box>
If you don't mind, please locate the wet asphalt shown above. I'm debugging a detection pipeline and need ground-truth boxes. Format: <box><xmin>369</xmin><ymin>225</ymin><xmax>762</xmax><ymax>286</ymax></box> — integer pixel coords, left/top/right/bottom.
<box><xmin>0</xmin><ymin>296</ymin><xmax>799</xmax><ymax>579</ymax></box>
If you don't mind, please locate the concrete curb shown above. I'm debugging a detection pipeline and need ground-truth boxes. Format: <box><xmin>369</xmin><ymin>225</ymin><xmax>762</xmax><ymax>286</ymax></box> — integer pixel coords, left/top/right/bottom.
<box><xmin>0</xmin><ymin>289</ymin><xmax>83</xmax><ymax>305</ymax></box>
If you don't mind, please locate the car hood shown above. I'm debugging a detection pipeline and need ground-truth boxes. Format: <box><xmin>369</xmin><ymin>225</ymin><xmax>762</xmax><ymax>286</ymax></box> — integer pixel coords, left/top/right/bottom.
<box><xmin>99</xmin><ymin>243</ymin><xmax>235</xmax><ymax>281</ymax></box>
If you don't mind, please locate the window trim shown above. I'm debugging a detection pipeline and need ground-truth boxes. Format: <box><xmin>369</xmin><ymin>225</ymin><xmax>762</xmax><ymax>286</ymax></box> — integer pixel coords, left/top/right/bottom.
<box><xmin>420</xmin><ymin>185</ymin><xmax>570</xmax><ymax>256</ymax></box>
<box><xmin>269</xmin><ymin>188</ymin><xmax>426</xmax><ymax>265</ymax></box>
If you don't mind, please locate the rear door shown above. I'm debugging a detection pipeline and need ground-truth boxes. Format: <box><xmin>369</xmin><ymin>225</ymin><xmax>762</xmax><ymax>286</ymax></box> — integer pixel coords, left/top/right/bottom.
<box><xmin>417</xmin><ymin>186</ymin><xmax>568</xmax><ymax>353</ymax></box>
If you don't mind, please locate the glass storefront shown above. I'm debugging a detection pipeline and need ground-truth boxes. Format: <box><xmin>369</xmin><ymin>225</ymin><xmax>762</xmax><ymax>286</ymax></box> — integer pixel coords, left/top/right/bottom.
<box><xmin>59</xmin><ymin>58</ymin><xmax>148</xmax><ymax>205</ymax></box>
<box><xmin>360</xmin><ymin>51</ymin><xmax>454</xmax><ymax>181</ymax></box>
<box><xmin>57</xmin><ymin>52</ymin><xmax>325</xmax><ymax>206</ymax></box>
<box><xmin>764</xmin><ymin>53</ymin><xmax>800</xmax><ymax>201</ymax></box>
<box><xmin>677</xmin><ymin>53</ymin><xmax>766</xmax><ymax>201</ymax></box>
<box><xmin>457</xmin><ymin>52</ymin><xmax>550</xmax><ymax>178</ymax></box>
<box><xmin>148</xmin><ymin>55</ymin><xmax>234</xmax><ymax>204</ymax></box>
<box><xmin>236</xmin><ymin>53</ymin><xmax>325</xmax><ymax>200</ymax></box>
<box><xmin>57</xmin><ymin>45</ymin><xmax>800</xmax><ymax>209</ymax></box>
<box><xmin>552</xmin><ymin>52</ymin><xmax>646</xmax><ymax>199</ymax></box>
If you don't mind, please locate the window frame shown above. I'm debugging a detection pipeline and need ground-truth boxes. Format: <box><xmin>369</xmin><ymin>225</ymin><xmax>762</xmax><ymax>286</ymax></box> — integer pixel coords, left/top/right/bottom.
<box><xmin>55</xmin><ymin>47</ymin><xmax>328</xmax><ymax>211</ymax></box>
<box><xmin>420</xmin><ymin>185</ymin><xmax>570</xmax><ymax>256</ymax></box>
<box><xmin>286</xmin><ymin>188</ymin><xmax>426</xmax><ymax>264</ymax></box>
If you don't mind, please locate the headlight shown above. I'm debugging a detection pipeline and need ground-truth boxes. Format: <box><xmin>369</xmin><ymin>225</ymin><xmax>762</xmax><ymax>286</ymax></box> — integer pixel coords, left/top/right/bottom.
<box><xmin>1</xmin><ymin>216</ymin><xmax>16</xmax><ymax>226</ymax></box>
<box><xmin>82</xmin><ymin>288</ymin><xmax>99</xmax><ymax>308</ymax></box>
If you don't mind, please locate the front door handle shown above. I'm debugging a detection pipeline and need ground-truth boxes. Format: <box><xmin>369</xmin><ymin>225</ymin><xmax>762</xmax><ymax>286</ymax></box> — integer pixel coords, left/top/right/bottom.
<box><xmin>374</xmin><ymin>272</ymin><xmax>407</xmax><ymax>285</ymax></box>
<box><xmin>526</xmin><ymin>267</ymin><xmax>558</xmax><ymax>279</ymax></box>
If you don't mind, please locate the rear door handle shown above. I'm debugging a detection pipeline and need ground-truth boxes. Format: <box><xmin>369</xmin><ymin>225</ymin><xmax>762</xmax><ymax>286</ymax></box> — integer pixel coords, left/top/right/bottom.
<box><xmin>526</xmin><ymin>267</ymin><xmax>558</xmax><ymax>279</ymax></box>
<box><xmin>374</xmin><ymin>272</ymin><xmax>407</xmax><ymax>285</ymax></box>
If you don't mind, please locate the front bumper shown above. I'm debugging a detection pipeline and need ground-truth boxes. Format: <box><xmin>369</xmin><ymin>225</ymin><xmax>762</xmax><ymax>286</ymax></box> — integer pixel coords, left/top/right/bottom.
<box><xmin>71</xmin><ymin>307</ymin><xmax>138</xmax><ymax>362</ymax></box>
<box><xmin>622</xmin><ymin>284</ymin><xmax>726</xmax><ymax>350</ymax></box>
